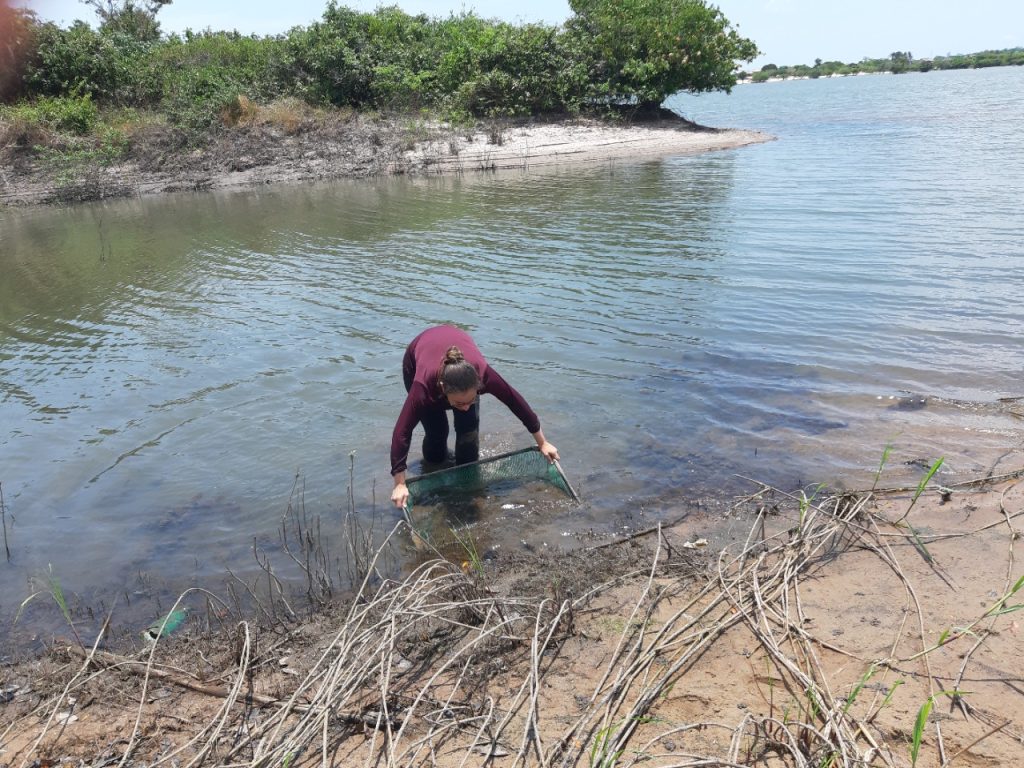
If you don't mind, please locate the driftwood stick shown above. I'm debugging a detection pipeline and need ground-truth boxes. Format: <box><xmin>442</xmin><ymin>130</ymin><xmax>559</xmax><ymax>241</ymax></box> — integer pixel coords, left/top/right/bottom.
<box><xmin>64</xmin><ymin>645</ymin><xmax>393</xmax><ymax>727</ymax></box>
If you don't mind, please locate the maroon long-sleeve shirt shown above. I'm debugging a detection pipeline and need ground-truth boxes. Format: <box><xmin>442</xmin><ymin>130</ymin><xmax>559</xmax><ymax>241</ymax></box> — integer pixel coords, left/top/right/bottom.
<box><xmin>390</xmin><ymin>326</ymin><xmax>540</xmax><ymax>475</ymax></box>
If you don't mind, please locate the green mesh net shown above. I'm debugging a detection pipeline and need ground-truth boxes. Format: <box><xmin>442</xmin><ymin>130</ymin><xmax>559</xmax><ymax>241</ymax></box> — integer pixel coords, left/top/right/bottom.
<box><xmin>405</xmin><ymin>447</ymin><xmax>579</xmax><ymax>512</ymax></box>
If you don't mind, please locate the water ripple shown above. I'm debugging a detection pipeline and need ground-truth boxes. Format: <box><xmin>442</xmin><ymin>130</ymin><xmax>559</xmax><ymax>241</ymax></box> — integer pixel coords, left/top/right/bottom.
<box><xmin>2</xmin><ymin>68</ymin><xmax>1023</xmax><ymax>649</ymax></box>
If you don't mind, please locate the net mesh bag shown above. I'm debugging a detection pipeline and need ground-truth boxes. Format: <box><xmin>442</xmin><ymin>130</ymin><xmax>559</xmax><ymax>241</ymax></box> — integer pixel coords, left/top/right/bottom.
<box><xmin>405</xmin><ymin>447</ymin><xmax>579</xmax><ymax>511</ymax></box>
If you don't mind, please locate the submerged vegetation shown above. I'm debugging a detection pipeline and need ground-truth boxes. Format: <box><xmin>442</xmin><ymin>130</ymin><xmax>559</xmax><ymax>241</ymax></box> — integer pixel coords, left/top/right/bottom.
<box><xmin>743</xmin><ymin>47</ymin><xmax>1024</xmax><ymax>82</ymax></box>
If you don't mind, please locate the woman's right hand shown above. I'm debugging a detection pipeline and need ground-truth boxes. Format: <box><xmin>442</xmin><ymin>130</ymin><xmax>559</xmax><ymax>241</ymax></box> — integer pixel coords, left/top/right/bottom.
<box><xmin>391</xmin><ymin>482</ymin><xmax>410</xmax><ymax>510</ymax></box>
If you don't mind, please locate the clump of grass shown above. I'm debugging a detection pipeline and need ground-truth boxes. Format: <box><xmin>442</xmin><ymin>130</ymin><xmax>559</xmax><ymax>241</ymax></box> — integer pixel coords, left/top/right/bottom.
<box><xmin>449</xmin><ymin>524</ymin><xmax>483</xmax><ymax>576</ymax></box>
<box><xmin>589</xmin><ymin>721</ymin><xmax>625</xmax><ymax>767</ymax></box>
<box><xmin>0</xmin><ymin>113</ymin><xmax>59</xmax><ymax>158</ymax></box>
<box><xmin>0</xmin><ymin>95</ymin><xmax>99</xmax><ymax>135</ymax></box>
<box><xmin>487</xmin><ymin>124</ymin><xmax>505</xmax><ymax>145</ymax></box>
<box><xmin>16</xmin><ymin>564</ymin><xmax>85</xmax><ymax>650</ymax></box>
<box><xmin>258</xmin><ymin>97</ymin><xmax>318</xmax><ymax>134</ymax></box>
<box><xmin>34</xmin><ymin>124</ymin><xmax>130</xmax><ymax>194</ymax></box>
<box><xmin>221</xmin><ymin>93</ymin><xmax>336</xmax><ymax>135</ymax></box>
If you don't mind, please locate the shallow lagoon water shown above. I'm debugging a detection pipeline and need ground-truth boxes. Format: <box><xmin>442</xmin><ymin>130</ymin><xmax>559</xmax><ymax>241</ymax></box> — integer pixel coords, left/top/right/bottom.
<box><xmin>2</xmin><ymin>67</ymin><xmax>1023</xmax><ymax>649</ymax></box>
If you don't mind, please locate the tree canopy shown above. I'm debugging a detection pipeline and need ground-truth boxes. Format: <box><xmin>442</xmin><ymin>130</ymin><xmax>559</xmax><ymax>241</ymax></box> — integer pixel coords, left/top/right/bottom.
<box><xmin>82</xmin><ymin>0</ymin><xmax>172</xmax><ymax>42</ymax></box>
<box><xmin>565</xmin><ymin>0</ymin><xmax>757</xmax><ymax>109</ymax></box>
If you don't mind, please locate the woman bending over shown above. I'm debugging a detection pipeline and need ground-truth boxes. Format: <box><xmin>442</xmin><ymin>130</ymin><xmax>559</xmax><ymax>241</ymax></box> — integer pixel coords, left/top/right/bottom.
<box><xmin>390</xmin><ymin>325</ymin><xmax>559</xmax><ymax>509</ymax></box>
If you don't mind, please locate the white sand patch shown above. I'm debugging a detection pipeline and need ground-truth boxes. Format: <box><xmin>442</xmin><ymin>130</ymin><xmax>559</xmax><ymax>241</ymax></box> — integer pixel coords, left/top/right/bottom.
<box><xmin>402</xmin><ymin>118</ymin><xmax>772</xmax><ymax>173</ymax></box>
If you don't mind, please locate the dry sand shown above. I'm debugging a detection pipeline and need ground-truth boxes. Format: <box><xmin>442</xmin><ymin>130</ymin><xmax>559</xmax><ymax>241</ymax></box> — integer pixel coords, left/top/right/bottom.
<box><xmin>401</xmin><ymin>119</ymin><xmax>771</xmax><ymax>174</ymax></box>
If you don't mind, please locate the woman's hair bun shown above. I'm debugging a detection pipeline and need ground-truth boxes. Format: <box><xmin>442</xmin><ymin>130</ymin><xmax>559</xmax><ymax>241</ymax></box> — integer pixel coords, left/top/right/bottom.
<box><xmin>443</xmin><ymin>346</ymin><xmax>465</xmax><ymax>365</ymax></box>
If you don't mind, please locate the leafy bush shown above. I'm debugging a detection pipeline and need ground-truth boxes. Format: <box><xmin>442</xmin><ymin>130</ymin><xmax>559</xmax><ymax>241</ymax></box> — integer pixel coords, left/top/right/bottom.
<box><xmin>1</xmin><ymin>94</ymin><xmax>99</xmax><ymax>134</ymax></box>
<box><xmin>160</xmin><ymin>68</ymin><xmax>246</xmax><ymax>136</ymax></box>
<box><xmin>153</xmin><ymin>31</ymin><xmax>292</xmax><ymax>136</ymax></box>
<box><xmin>437</xmin><ymin>20</ymin><xmax>572</xmax><ymax>117</ymax></box>
<box><xmin>85</xmin><ymin>0</ymin><xmax>171</xmax><ymax>43</ymax></box>
<box><xmin>156</xmin><ymin>30</ymin><xmax>292</xmax><ymax>101</ymax></box>
<box><xmin>22</xmin><ymin>21</ymin><xmax>157</xmax><ymax>104</ymax></box>
<box><xmin>10</xmin><ymin>0</ymin><xmax>773</xmax><ymax>141</ymax></box>
<box><xmin>289</xmin><ymin>8</ymin><xmax>573</xmax><ymax>117</ymax></box>
<box><xmin>285</xmin><ymin>5</ymin><xmax>376</xmax><ymax>107</ymax></box>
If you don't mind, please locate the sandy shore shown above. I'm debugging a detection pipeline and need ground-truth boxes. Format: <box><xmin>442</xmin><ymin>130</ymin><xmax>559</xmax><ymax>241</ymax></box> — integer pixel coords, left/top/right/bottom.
<box><xmin>0</xmin><ymin>116</ymin><xmax>772</xmax><ymax>207</ymax></box>
<box><xmin>402</xmin><ymin>119</ymin><xmax>771</xmax><ymax>174</ymax></box>
<box><xmin>3</xmin><ymin>469</ymin><xmax>1022</xmax><ymax>766</ymax></box>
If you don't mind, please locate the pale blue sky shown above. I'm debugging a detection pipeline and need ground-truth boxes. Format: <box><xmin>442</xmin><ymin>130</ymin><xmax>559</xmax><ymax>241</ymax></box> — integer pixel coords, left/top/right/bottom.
<box><xmin>22</xmin><ymin>0</ymin><xmax>1024</xmax><ymax>69</ymax></box>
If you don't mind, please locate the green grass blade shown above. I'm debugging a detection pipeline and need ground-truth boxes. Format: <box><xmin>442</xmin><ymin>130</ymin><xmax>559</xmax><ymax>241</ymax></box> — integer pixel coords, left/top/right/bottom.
<box><xmin>905</xmin><ymin>521</ymin><xmax>934</xmax><ymax>564</ymax></box>
<box><xmin>843</xmin><ymin>663</ymin><xmax>876</xmax><ymax>713</ymax></box>
<box><xmin>14</xmin><ymin>590</ymin><xmax>45</xmax><ymax>625</ymax></box>
<box><xmin>872</xmin><ymin>443</ymin><xmax>893</xmax><ymax>490</ymax></box>
<box><xmin>879</xmin><ymin>679</ymin><xmax>903</xmax><ymax>710</ymax></box>
<box><xmin>911</xmin><ymin>457</ymin><xmax>944</xmax><ymax>506</ymax></box>
<box><xmin>911</xmin><ymin>696</ymin><xmax>934</xmax><ymax>766</ymax></box>
<box><xmin>47</xmin><ymin>564</ymin><xmax>72</xmax><ymax>625</ymax></box>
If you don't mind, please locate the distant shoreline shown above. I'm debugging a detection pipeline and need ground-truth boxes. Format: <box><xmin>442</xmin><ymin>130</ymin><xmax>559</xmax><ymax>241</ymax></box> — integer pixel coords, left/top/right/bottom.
<box><xmin>738</xmin><ymin>58</ymin><xmax>1024</xmax><ymax>85</ymax></box>
<box><xmin>738</xmin><ymin>69</ymin><xmax>901</xmax><ymax>84</ymax></box>
<box><xmin>0</xmin><ymin>116</ymin><xmax>772</xmax><ymax>209</ymax></box>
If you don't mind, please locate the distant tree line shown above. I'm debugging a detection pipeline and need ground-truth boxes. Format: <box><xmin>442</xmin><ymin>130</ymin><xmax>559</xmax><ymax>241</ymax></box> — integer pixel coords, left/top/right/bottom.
<box><xmin>0</xmin><ymin>0</ymin><xmax>757</xmax><ymax>141</ymax></box>
<box><xmin>743</xmin><ymin>48</ymin><xmax>1024</xmax><ymax>82</ymax></box>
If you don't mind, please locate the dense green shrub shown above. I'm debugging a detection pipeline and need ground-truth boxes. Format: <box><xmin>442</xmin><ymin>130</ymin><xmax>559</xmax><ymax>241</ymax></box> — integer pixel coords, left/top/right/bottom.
<box><xmin>157</xmin><ymin>30</ymin><xmax>292</xmax><ymax>100</ymax></box>
<box><xmin>288</xmin><ymin>8</ymin><xmax>577</xmax><ymax>117</ymax></box>
<box><xmin>85</xmin><ymin>0</ymin><xmax>171</xmax><ymax>43</ymax></box>
<box><xmin>286</xmin><ymin>5</ymin><xmax>376</xmax><ymax>107</ymax></box>
<box><xmin>154</xmin><ymin>31</ymin><xmax>293</xmax><ymax>134</ymax></box>
<box><xmin>363</xmin><ymin>7</ymin><xmax>442</xmax><ymax>109</ymax></box>
<box><xmin>1</xmin><ymin>94</ymin><xmax>99</xmax><ymax>134</ymax></box>
<box><xmin>22</xmin><ymin>21</ymin><xmax>157</xmax><ymax>104</ymax></box>
<box><xmin>440</xmin><ymin>22</ymin><xmax>572</xmax><ymax>116</ymax></box>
